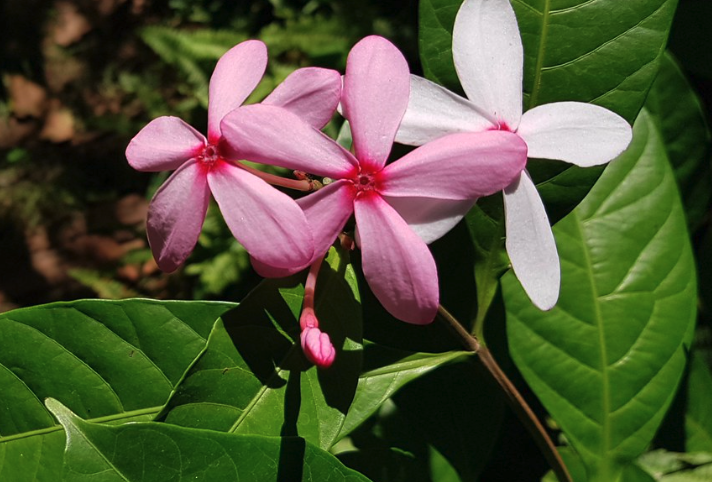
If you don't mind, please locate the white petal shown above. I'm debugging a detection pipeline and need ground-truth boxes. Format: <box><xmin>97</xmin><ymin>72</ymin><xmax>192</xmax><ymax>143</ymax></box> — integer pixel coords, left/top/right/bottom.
<box><xmin>503</xmin><ymin>171</ymin><xmax>559</xmax><ymax>310</ymax></box>
<box><xmin>395</xmin><ymin>74</ymin><xmax>494</xmax><ymax>146</ymax></box>
<box><xmin>517</xmin><ymin>102</ymin><xmax>633</xmax><ymax>166</ymax></box>
<box><xmin>453</xmin><ymin>0</ymin><xmax>523</xmax><ymax>129</ymax></box>
<box><xmin>383</xmin><ymin>196</ymin><xmax>474</xmax><ymax>244</ymax></box>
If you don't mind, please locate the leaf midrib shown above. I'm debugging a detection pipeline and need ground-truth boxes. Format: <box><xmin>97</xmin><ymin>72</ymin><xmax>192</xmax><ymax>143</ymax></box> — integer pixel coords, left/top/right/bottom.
<box><xmin>572</xmin><ymin>211</ymin><xmax>612</xmax><ymax>477</ymax></box>
<box><xmin>527</xmin><ymin>0</ymin><xmax>551</xmax><ymax>108</ymax></box>
<box><xmin>0</xmin><ymin>406</ymin><xmax>162</xmax><ymax>444</ymax></box>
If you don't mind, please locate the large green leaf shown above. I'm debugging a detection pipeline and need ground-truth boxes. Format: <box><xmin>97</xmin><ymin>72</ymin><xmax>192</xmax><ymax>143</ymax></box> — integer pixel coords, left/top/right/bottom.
<box><xmin>158</xmin><ymin>247</ymin><xmax>364</xmax><ymax>450</ymax></box>
<box><xmin>645</xmin><ymin>51</ymin><xmax>712</xmax><ymax>232</ymax></box>
<box><xmin>0</xmin><ymin>299</ymin><xmax>234</xmax><ymax>482</ymax></box>
<box><xmin>46</xmin><ymin>399</ymin><xmax>371</xmax><ymax>482</ymax></box>
<box><xmin>504</xmin><ymin>110</ymin><xmax>697</xmax><ymax>482</ymax></box>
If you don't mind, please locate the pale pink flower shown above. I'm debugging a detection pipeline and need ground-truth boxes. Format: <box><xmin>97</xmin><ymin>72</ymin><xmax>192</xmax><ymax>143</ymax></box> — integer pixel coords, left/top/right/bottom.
<box><xmin>395</xmin><ymin>0</ymin><xmax>633</xmax><ymax>310</ymax></box>
<box><xmin>126</xmin><ymin>40</ymin><xmax>342</xmax><ymax>273</ymax></box>
<box><xmin>221</xmin><ymin>36</ymin><xmax>527</xmax><ymax>324</ymax></box>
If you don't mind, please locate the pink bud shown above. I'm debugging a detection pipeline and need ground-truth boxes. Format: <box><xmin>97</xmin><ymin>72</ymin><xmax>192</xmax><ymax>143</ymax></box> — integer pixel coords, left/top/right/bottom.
<box><xmin>300</xmin><ymin>326</ymin><xmax>336</xmax><ymax>368</ymax></box>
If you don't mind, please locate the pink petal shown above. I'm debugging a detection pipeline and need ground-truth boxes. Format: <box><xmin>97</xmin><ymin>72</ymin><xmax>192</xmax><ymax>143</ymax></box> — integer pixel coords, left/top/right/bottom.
<box><xmin>220</xmin><ymin>104</ymin><xmax>358</xmax><ymax>178</ymax></box>
<box><xmin>341</xmin><ymin>35</ymin><xmax>410</xmax><ymax>170</ymax></box>
<box><xmin>262</xmin><ymin>67</ymin><xmax>342</xmax><ymax>129</ymax></box>
<box><xmin>297</xmin><ymin>180</ymin><xmax>356</xmax><ymax>258</ymax></box>
<box><xmin>517</xmin><ymin>102</ymin><xmax>633</xmax><ymax>167</ymax></box>
<box><xmin>380</xmin><ymin>131</ymin><xmax>527</xmax><ymax>200</ymax></box>
<box><xmin>126</xmin><ymin>117</ymin><xmax>206</xmax><ymax>172</ymax></box>
<box><xmin>503</xmin><ymin>171</ymin><xmax>560</xmax><ymax>310</ymax></box>
<box><xmin>301</xmin><ymin>327</ymin><xmax>336</xmax><ymax>368</ymax></box>
<box><xmin>383</xmin><ymin>196</ymin><xmax>475</xmax><ymax>244</ymax></box>
<box><xmin>207</xmin><ymin>40</ymin><xmax>267</xmax><ymax>142</ymax></box>
<box><xmin>250</xmin><ymin>180</ymin><xmax>355</xmax><ymax>278</ymax></box>
<box><xmin>207</xmin><ymin>162</ymin><xmax>314</xmax><ymax>270</ymax></box>
<box><xmin>396</xmin><ymin>74</ymin><xmax>494</xmax><ymax>146</ymax></box>
<box><xmin>146</xmin><ymin>160</ymin><xmax>209</xmax><ymax>273</ymax></box>
<box><xmin>453</xmin><ymin>0</ymin><xmax>523</xmax><ymax>130</ymax></box>
<box><xmin>355</xmin><ymin>194</ymin><xmax>439</xmax><ymax>324</ymax></box>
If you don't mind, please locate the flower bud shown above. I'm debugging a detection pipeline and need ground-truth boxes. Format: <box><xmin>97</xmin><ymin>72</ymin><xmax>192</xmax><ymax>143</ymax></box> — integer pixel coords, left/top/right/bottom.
<box><xmin>300</xmin><ymin>326</ymin><xmax>336</xmax><ymax>368</ymax></box>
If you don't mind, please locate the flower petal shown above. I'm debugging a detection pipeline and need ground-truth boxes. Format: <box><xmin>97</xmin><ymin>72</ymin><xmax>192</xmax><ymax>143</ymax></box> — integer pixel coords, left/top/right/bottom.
<box><xmin>208</xmin><ymin>162</ymin><xmax>314</xmax><ymax>269</ymax></box>
<box><xmin>262</xmin><ymin>67</ymin><xmax>342</xmax><ymax>129</ymax></box>
<box><xmin>383</xmin><ymin>196</ymin><xmax>474</xmax><ymax>244</ymax></box>
<box><xmin>298</xmin><ymin>180</ymin><xmax>356</xmax><ymax>258</ymax></box>
<box><xmin>146</xmin><ymin>159</ymin><xmax>209</xmax><ymax>272</ymax></box>
<box><xmin>126</xmin><ymin>117</ymin><xmax>206</xmax><ymax>172</ymax></box>
<box><xmin>355</xmin><ymin>194</ymin><xmax>439</xmax><ymax>324</ymax></box>
<box><xmin>503</xmin><ymin>171</ymin><xmax>560</xmax><ymax>310</ymax></box>
<box><xmin>517</xmin><ymin>102</ymin><xmax>633</xmax><ymax>166</ymax></box>
<box><xmin>380</xmin><ymin>131</ymin><xmax>527</xmax><ymax>200</ymax></box>
<box><xmin>453</xmin><ymin>0</ymin><xmax>523</xmax><ymax>129</ymax></box>
<box><xmin>207</xmin><ymin>40</ymin><xmax>267</xmax><ymax>142</ymax></box>
<box><xmin>250</xmin><ymin>179</ymin><xmax>356</xmax><ymax>278</ymax></box>
<box><xmin>342</xmin><ymin>35</ymin><xmax>410</xmax><ymax>170</ymax></box>
<box><xmin>395</xmin><ymin>74</ymin><xmax>494</xmax><ymax>146</ymax></box>
<box><xmin>220</xmin><ymin>104</ymin><xmax>358</xmax><ymax>178</ymax></box>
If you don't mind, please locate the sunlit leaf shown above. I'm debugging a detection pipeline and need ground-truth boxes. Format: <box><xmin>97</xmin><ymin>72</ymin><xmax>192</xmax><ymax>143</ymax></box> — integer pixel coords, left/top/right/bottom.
<box><xmin>46</xmin><ymin>399</ymin><xmax>371</xmax><ymax>482</ymax></box>
<box><xmin>505</xmin><ymin>110</ymin><xmax>697</xmax><ymax>481</ymax></box>
<box><xmin>0</xmin><ymin>299</ymin><xmax>234</xmax><ymax>481</ymax></box>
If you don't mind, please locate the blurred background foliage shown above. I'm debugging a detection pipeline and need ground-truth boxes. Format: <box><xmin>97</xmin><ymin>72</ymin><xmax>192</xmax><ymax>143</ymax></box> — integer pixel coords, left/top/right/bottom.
<box><xmin>0</xmin><ymin>0</ymin><xmax>419</xmax><ymax>309</ymax></box>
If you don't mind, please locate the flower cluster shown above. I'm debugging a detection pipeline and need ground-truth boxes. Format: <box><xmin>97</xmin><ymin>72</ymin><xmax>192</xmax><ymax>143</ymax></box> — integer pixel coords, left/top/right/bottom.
<box><xmin>127</xmin><ymin>0</ymin><xmax>631</xmax><ymax>368</ymax></box>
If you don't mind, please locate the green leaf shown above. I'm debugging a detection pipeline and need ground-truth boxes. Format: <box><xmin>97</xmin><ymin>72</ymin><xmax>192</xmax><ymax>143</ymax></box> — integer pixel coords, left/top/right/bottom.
<box><xmin>418</xmin><ymin>0</ymin><xmax>463</xmax><ymax>93</ymax></box>
<box><xmin>645</xmin><ymin>52</ymin><xmax>712</xmax><ymax>232</ymax></box>
<box><xmin>336</xmin><ymin>346</ymin><xmax>471</xmax><ymax>442</ymax></box>
<box><xmin>158</xmin><ymin>247</ymin><xmax>363</xmax><ymax>450</ymax></box>
<box><xmin>46</xmin><ymin>399</ymin><xmax>372</xmax><ymax>482</ymax></box>
<box><xmin>140</xmin><ymin>27</ymin><xmax>247</xmax><ymax>107</ymax></box>
<box><xmin>637</xmin><ymin>450</ymin><xmax>712</xmax><ymax>482</ymax></box>
<box><xmin>504</xmin><ymin>110</ymin><xmax>697</xmax><ymax>482</ymax></box>
<box><xmin>393</xmin><ymin>358</ymin><xmax>506</xmax><ymax>482</ymax></box>
<box><xmin>686</xmin><ymin>352</ymin><xmax>712</xmax><ymax>453</ymax></box>
<box><xmin>0</xmin><ymin>299</ymin><xmax>234</xmax><ymax>482</ymax></box>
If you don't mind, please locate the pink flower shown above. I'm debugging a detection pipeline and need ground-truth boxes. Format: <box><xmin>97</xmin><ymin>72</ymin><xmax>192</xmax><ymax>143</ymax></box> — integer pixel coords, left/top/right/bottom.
<box><xmin>221</xmin><ymin>36</ymin><xmax>527</xmax><ymax>324</ymax></box>
<box><xmin>126</xmin><ymin>40</ymin><xmax>342</xmax><ymax>272</ymax></box>
<box><xmin>395</xmin><ymin>0</ymin><xmax>633</xmax><ymax>310</ymax></box>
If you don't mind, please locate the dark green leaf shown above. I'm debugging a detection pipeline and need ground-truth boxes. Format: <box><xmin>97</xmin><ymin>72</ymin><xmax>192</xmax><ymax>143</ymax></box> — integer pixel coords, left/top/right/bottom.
<box><xmin>645</xmin><ymin>51</ymin><xmax>712</xmax><ymax>232</ymax></box>
<box><xmin>158</xmin><ymin>247</ymin><xmax>363</xmax><ymax>450</ymax></box>
<box><xmin>686</xmin><ymin>352</ymin><xmax>712</xmax><ymax>453</ymax></box>
<box><xmin>393</xmin><ymin>358</ymin><xmax>506</xmax><ymax>482</ymax></box>
<box><xmin>336</xmin><ymin>346</ymin><xmax>471</xmax><ymax>442</ymax></box>
<box><xmin>46</xmin><ymin>399</ymin><xmax>372</xmax><ymax>482</ymax></box>
<box><xmin>418</xmin><ymin>0</ymin><xmax>462</xmax><ymax>93</ymax></box>
<box><xmin>504</xmin><ymin>110</ymin><xmax>697</xmax><ymax>481</ymax></box>
<box><xmin>0</xmin><ymin>299</ymin><xmax>234</xmax><ymax>481</ymax></box>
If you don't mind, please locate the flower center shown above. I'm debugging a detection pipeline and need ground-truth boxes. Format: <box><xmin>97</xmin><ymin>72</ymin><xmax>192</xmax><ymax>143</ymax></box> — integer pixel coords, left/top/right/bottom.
<box><xmin>350</xmin><ymin>169</ymin><xmax>379</xmax><ymax>196</ymax></box>
<box><xmin>198</xmin><ymin>144</ymin><xmax>219</xmax><ymax>166</ymax></box>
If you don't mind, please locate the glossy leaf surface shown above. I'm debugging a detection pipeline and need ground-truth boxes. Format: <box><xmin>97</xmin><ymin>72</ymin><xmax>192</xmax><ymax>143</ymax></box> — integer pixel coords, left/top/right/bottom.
<box><xmin>158</xmin><ymin>247</ymin><xmax>364</xmax><ymax>450</ymax></box>
<box><xmin>0</xmin><ymin>299</ymin><xmax>234</xmax><ymax>482</ymax></box>
<box><xmin>645</xmin><ymin>51</ymin><xmax>712</xmax><ymax>231</ymax></box>
<box><xmin>504</xmin><ymin>110</ymin><xmax>697</xmax><ymax>482</ymax></box>
<box><xmin>47</xmin><ymin>399</ymin><xmax>371</xmax><ymax>482</ymax></box>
